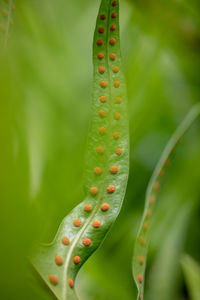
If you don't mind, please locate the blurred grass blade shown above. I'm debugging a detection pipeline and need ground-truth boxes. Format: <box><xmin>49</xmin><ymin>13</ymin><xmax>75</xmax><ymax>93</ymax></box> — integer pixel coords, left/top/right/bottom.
<box><xmin>181</xmin><ymin>254</ymin><xmax>200</xmax><ymax>300</ymax></box>
<box><xmin>132</xmin><ymin>103</ymin><xmax>200</xmax><ymax>300</ymax></box>
<box><xmin>32</xmin><ymin>0</ymin><xmax>129</xmax><ymax>299</ymax></box>
<box><xmin>0</xmin><ymin>0</ymin><xmax>15</xmax><ymax>50</ymax></box>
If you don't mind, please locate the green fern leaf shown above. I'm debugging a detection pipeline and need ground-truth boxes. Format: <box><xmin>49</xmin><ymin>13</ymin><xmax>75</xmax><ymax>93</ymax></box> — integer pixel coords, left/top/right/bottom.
<box><xmin>132</xmin><ymin>103</ymin><xmax>200</xmax><ymax>300</ymax></box>
<box><xmin>32</xmin><ymin>1</ymin><xmax>129</xmax><ymax>299</ymax></box>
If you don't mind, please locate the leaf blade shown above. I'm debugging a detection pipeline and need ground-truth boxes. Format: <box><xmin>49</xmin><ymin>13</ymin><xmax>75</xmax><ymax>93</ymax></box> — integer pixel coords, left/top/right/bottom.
<box><xmin>32</xmin><ymin>1</ymin><xmax>129</xmax><ymax>299</ymax></box>
<box><xmin>132</xmin><ymin>103</ymin><xmax>200</xmax><ymax>300</ymax></box>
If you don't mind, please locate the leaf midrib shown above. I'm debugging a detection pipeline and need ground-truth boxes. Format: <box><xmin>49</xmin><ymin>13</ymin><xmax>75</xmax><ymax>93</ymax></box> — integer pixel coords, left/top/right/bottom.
<box><xmin>62</xmin><ymin>1</ymin><xmax>114</xmax><ymax>299</ymax></box>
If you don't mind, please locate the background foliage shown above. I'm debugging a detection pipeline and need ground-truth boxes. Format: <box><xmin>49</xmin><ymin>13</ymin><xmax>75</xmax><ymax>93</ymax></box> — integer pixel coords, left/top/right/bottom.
<box><xmin>0</xmin><ymin>0</ymin><xmax>199</xmax><ymax>299</ymax></box>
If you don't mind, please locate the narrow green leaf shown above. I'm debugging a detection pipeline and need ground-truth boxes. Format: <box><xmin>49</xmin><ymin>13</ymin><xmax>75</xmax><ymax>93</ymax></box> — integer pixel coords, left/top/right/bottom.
<box><xmin>32</xmin><ymin>1</ymin><xmax>129</xmax><ymax>299</ymax></box>
<box><xmin>0</xmin><ymin>0</ymin><xmax>15</xmax><ymax>50</ymax></box>
<box><xmin>181</xmin><ymin>254</ymin><xmax>200</xmax><ymax>300</ymax></box>
<box><xmin>146</xmin><ymin>203</ymin><xmax>191</xmax><ymax>300</ymax></box>
<box><xmin>132</xmin><ymin>103</ymin><xmax>200</xmax><ymax>300</ymax></box>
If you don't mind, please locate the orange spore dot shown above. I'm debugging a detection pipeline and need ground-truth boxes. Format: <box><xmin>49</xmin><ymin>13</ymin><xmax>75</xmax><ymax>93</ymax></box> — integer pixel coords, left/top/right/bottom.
<box><xmin>137</xmin><ymin>274</ymin><xmax>143</xmax><ymax>283</ymax></box>
<box><xmin>62</xmin><ymin>237</ymin><xmax>70</xmax><ymax>245</ymax></box>
<box><xmin>177</xmin><ymin>137</ymin><xmax>182</xmax><ymax>144</ymax></box>
<box><xmin>100</xmin><ymin>81</ymin><xmax>107</xmax><ymax>88</ymax></box>
<box><xmin>84</xmin><ymin>204</ymin><xmax>92</xmax><ymax>212</ymax></box>
<box><xmin>94</xmin><ymin>167</ymin><xmax>102</xmax><ymax>175</ymax></box>
<box><xmin>99</xmin><ymin>109</ymin><xmax>106</xmax><ymax>117</ymax></box>
<box><xmin>113</xmin><ymin>66</ymin><xmax>119</xmax><ymax>73</ymax></box>
<box><xmin>100</xmin><ymin>95</ymin><xmax>107</xmax><ymax>103</ymax></box>
<box><xmin>2</xmin><ymin>9</ymin><xmax>8</xmax><ymax>17</ymax></box>
<box><xmin>110</xmin><ymin>24</ymin><xmax>116</xmax><ymax>31</ymax></box>
<box><xmin>146</xmin><ymin>209</ymin><xmax>152</xmax><ymax>219</ymax></box>
<box><xmin>149</xmin><ymin>196</ymin><xmax>155</xmax><ymax>205</ymax></box>
<box><xmin>73</xmin><ymin>256</ymin><xmax>80</xmax><ymax>264</ymax></box>
<box><xmin>114</xmin><ymin>112</ymin><xmax>121</xmax><ymax>120</ymax></box>
<box><xmin>101</xmin><ymin>203</ymin><xmax>110</xmax><ymax>211</ymax></box>
<box><xmin>10</xmin><ymin>19</ymin><xmax>14</xmax><ymax>25</ymax></box>
<box><xmin>110</xmin><ymin>53</ymin><xmax>116</xmax><ymax>60</ymax></box>
<box><xmin>114</xmin><ymin>80</ymin><xmax>120</xmax><ymax>88</ymax></box>
<box><xmin>153</xmin><ymin>182</ymin><xmax>160</xmax><ymax>192</ymax></box>
<box><xmin>107</xmin><ymin>185</ymin><xmax>116</xmax><ymax>193</ymax></box>
<box><xmin>98</xmin><ymin>27</ymin><xmax>104</xmax><ymax>34</ymax></box>
<box><xmin>139</xmin><ymin>294</ymin><xmax>142</xmax><ymax>300</ymax></box>
<box><xmin>96</xmin><ymin>145</ymin><xmax>104</xmax><ymax>154</ymax></box>
<box><xmin>115</xmin><ymin>97</ymin><xmax>122</xmax><ymax>104</ymax></box>
<box><xmin>116</xmin><ymin>148</ymin><xmax>122</xmax><ymax>155</ymax></box>
<box><xmin>113</xmin><ymin>132</ymin><xmax>120</xmax><ymax>139</ymax></box>
<box><xmin>55</xmin><ymin>255</ymin><xmax>63</xmax><ymax>266</ymax></box>
<box><xmin>99</xmin><ymin>126</ymin><xmax>106</xmax><ymax>135</ymax></box>
<box><xmin>110</xmin><ymin>38</ymin><xmax>116</xmax><ymax>45</ymax></box>
<box><xmin>158</xmin><ymin>169</ymin><xmax>164</xmax><ymax>178</ymax></box>
<box><xmin>111</xmin><ymin>12</ymin><xmax>117</xmax><ymax>18</ymax></box>
<box><xmin>110</xmin><ymin>165</ymin><xmax>119</xmax><ymax>174</ymax></box>
<box><xmin>97</xmin><ymin>39</ymin><xmax>103</xmax><ymax>46</ymax></box>
<box><xmin>68</xmin><ymin>278</ymin><xmax>74</xmax><ymax>288</ymax></box>
<box><xmin>92</xmin><ymin>220</ymin><xmax>101</xmax><ymax>228</ymax></box>
<box><xmin>73</xmin><ymin>219</ymin><xmax>82</xmax><ymax>227</ymax></box>
<box><xmin>11</xmin><ymin>4</ymin><xmax>15</xmax><ymax>10</ymax></box>
<box><xmin>100</xmin><ymin>80</ymin><xmax>107</xmax><ymax>88</ymax></box>
<box><xmin>139</xmin><ymin>236</ymin><xmax>146</xmax><ymax>246</ymax></box>
<box><xmin>48</xmin><ymin>274</ymin><xmax>59</xmax><ymax>285</ymax></box>
<box><xmin>138</xmin><ymin>256</ymin><xmax>144</xmax><ymax>265</ymax></box>
<box><xmin>170</xmin><ymin>146</ymin><xmax>175</xmax><ymax>155</ymax></box>
<box><xmin>143</xmin><ymin>222</ymin><xmax>148</xmax><ymax>231</ymax></box>
<box><xmin>164</xmin><ymin>158</ymin><xmax>170</xmax><ymax>167</ymax></box>
<box><xmin>100</xmin><ymin>14</ymin><xmax>106</xmax><ymax>20</ymax></box>
<box><xmin>82</xmin><ymin>238</ymin><xmax>91</xmax><ymax>246</ymax></box>
<box><xmin>90</xmin><ymin>186</ymin><xmax>98</xmax><ymax>196</ymax></box>
<box><xmin>98</xmin><ymin>52</ymin><xmax>104</xmax><ymax>59</ymax></box>
<box><xmin>98</xmin><ymin>66</ymin><xmax>106</xmax><ymax>74</ymax></box>
<box><xmin>0</xmin><ymin>24</ymin><xmax>6</xmax><ymax>33</ymax></box>
<box><xmin>112</xmin><ymin>0</ymin><xmax>117</xmax><ymax>6</ymax></box>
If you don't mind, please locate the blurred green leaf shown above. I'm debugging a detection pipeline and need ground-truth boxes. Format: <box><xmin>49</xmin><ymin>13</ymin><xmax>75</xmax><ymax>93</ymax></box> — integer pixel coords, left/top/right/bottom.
<box><xmin>181</xmin><ymin>255</ymin><xmax>200</xmax><ymax>300</ymax></box>
<box><xmin>0</xmin><ymin>0</ymin><xmax>15</xmax><ymax>50</ymax></box>
<box><xmin>132</xmin><ymin>104</ymin><xmax>200</xmax><ymax>300</ymax></box>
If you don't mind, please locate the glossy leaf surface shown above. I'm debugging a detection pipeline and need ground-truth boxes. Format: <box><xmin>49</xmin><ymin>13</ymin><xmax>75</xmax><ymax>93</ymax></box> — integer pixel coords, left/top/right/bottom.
<box><xmin>132</xmin><ymin>104</ymin><xmax>200</xmax><ymax>300</ymax></box>
<box><xmin>32</xmin><ymin>1</ymin><xmax>129</xmax><ymax>299</ymax></box>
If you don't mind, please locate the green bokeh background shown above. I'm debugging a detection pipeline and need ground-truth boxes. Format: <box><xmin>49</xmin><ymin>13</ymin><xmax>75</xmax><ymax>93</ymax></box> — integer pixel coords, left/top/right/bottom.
<box><xmin>0</xmin><ymin>0</ymin><xmax>200</xmax><ymax>299</ymax></box>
